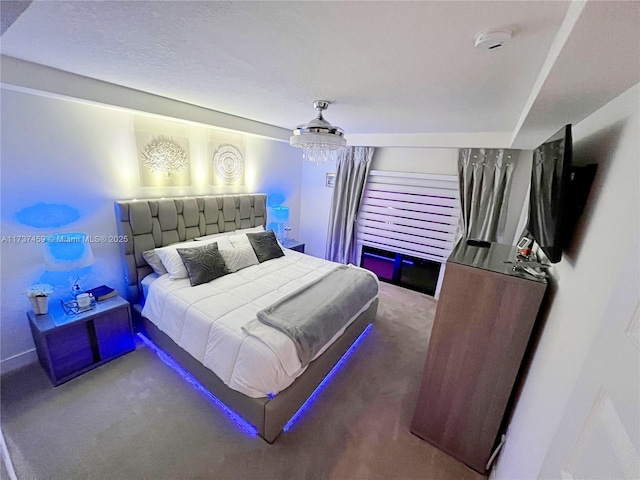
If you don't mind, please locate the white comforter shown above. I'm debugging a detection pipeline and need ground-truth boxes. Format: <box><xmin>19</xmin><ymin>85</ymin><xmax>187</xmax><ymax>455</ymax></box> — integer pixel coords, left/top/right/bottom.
<box><xmin>141</xmin><ymin>249</ymin><xmax>378</xmax><ymax>398</ymax></box>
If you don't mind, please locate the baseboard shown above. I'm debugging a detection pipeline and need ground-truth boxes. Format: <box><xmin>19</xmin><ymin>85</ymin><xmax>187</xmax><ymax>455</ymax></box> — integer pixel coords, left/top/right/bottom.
<box><xmin>0</xmin><ymin>349</ymin><xmax>37</xmax><ymax>375</ymax></box>
<box><xmin>0</xmin><ymin>427</ymin><xmax>17</xmax><ymax>480</ymax></box>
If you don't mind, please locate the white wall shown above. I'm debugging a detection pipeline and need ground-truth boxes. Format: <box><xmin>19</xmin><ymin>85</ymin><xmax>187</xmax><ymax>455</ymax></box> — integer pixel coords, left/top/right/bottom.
<box><xmin>0</xmin><ymin>88</ymin><xmax>301</xmax><ymax>369</ymax></box>
<box><xmin>493</xmin><ymin>84</ymin><xmax>639</xmax><ymax>478</ymax></box>
<box><xmin>371</xmin><ymin>147</ymin><xmax>458</xmax><ymax>175</ymax></box>
<box><xmin>299</xmin><ymin>146</ymin><xmax>531</xmax><ymax>259</ymax></box>
<box><xmin>298</xmin><ymin>159</ymin><xmax>336</xmax><ymax>258</ymax></box>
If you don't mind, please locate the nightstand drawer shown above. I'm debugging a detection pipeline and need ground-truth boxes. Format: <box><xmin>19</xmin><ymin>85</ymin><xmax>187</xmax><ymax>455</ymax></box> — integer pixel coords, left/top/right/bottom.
<box><xmin>46</xmin><ymin>323</ymin><xmax>97</xmax><ymax>379</ymax></box>
<box><xmin>94</xmin><ymin>306</ymin><xmax>136</xmax><ymax>359</ymax></box>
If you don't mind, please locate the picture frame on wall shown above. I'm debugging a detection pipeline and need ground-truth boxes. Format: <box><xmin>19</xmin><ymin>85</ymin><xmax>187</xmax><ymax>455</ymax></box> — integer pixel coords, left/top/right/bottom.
<box><xmin>326</xmin><ymin>173</ymin><xmax>336</xmax><ymax>187</ymax></box>
<box><xmin>135</xmin><ymin>132</ymin><xmax>191</xmax><ymax>187</ymax></box>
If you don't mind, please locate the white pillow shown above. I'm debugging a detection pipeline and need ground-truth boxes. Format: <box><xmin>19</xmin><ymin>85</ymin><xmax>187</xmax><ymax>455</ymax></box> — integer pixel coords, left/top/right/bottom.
<box><xmin>142</xmin><ymin>249</ymin><xmax>168</xmax><ymax>276</ymax></box>
<box><xmin>194</xmin><ymin>231</ymin><xmax>232</xmax><ymax>242</ymax></box>
<box><xmin>227</xmin><ymin>233</ymin><xmax>251</xmax><ymax>247</ymax></box>
<box><xmin>195</xmin><ymin>225</ymin><xmax>264</xmax><ymax>242</ymax></box>
<box><xmin>156</xmin><ymin>237</ymin><xmax>232</xmax><ymax>280</ymax></box>
<box><xmin>241</xmin><ymin>225</ymin><xmax>265</xmax><ymax>234</ymax></box>
<box><xmin>219</xmin><ymin>234</ymin><xmax>259</xmax><ymax>272</ymax></box>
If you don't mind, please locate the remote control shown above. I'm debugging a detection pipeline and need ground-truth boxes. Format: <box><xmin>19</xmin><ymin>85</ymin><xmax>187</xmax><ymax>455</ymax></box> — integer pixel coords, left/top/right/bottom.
<box><xmin>466</xmin><ymin>239</ymin><xmax>491</xmax><ymax>248</ymax></box>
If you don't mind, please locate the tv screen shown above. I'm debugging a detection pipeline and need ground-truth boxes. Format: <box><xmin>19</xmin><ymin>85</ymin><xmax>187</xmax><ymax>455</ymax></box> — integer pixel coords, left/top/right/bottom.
<box><xmin>528</xmin><ymin>124</ymin><xmax>572</xmax><ymax>263</ymax></box>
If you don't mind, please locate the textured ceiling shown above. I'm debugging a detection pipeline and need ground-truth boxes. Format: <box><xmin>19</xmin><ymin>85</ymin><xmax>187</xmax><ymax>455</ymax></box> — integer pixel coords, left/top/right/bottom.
<box><xmin>1</xmin><ymin>1</ymin><xmax>638</xmax><ymax>148</ymax></box>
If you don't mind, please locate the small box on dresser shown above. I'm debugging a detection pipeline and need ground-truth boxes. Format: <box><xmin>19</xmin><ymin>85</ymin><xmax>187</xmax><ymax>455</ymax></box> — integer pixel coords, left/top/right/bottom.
<box><xmin>28</xmin><ymin>296</ymin><xmax>135</xmax><ymax>386</ymax></box>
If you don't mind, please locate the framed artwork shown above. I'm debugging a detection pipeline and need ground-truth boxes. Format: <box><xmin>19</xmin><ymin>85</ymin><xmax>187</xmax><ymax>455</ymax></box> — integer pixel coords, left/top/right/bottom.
<box><xmin>209</xmin><ymin>131</ymin><xmax>246</xmax><ymax>186</ymax></box>
<box><xmin>326</xmin><ymin>173</ymin><xmax>336</xmax><ymax>187</ymax></box>
<box><xmin>135</xmin><ymin>132</ymin><xmax>191</xmax><ymax>187</ymax></box>
<box><xmin>212</xmin><ymin>144</ymin><xmax>244</xmax><ymax>186</ymax></box>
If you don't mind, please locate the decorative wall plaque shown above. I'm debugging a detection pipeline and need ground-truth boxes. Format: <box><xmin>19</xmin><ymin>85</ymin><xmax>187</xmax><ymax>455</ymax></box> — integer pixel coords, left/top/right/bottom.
<box><xmin>213</xmin><ymin>144</ymin><xmax>244</xmax><ymax>185</ymax></box>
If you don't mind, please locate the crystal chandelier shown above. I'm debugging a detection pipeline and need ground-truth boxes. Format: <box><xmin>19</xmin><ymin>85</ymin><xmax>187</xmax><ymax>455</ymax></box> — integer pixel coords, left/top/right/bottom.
<box><xmin>290</xmin><ymin>100</ymin><xmax>346</xmax><ymax>163</ymax></box>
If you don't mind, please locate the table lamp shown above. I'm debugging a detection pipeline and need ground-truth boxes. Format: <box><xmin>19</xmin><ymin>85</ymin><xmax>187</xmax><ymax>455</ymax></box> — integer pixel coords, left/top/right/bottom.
<box><xmin>43</xmin><ymin>233</ymin><xmax>95</xmax><ymax>296</ymax></box>
<box><xmin>270</xmin><ymin>206</ymin><xmax>290</xmax><ymax>241</ymax></box>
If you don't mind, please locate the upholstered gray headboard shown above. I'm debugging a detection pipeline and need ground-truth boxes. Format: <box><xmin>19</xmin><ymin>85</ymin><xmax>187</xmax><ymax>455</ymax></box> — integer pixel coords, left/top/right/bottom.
<box><xmin>114</xmin><ymin>194</ymin><xmax>267</xmax><ymax>302</ymax></box>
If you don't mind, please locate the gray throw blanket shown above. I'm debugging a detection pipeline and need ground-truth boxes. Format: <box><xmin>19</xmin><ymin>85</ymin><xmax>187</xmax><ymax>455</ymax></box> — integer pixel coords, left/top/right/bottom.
<box><xmin>255</xmin><ymin>265</ymin><xmax>378</xmax><ymax>368</ymax></box>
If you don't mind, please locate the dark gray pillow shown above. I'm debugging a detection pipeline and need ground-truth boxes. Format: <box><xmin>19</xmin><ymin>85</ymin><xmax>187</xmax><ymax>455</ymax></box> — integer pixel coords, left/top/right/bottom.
<box><xmin>177</xmin><ymin>242</ymin><xmax>229</xmax><ymax>287</ymax></box>
<box><xmin>247</xmin><ymin>230</ymin><xmax>284</xmax><ymax>263</ymax></box>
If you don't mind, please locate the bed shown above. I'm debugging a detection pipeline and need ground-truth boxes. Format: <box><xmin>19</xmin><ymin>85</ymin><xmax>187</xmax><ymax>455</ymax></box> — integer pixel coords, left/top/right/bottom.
<box><xmin>114</xmin><ymin>194</ymin><xmax>379</xmax><ymax>442</ymax></box>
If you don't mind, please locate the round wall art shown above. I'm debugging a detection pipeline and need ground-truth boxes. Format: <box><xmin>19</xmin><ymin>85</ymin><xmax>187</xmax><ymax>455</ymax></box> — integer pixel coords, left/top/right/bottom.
<box><xmin>213</xmin><ymin>144</ymin><xmax>244</xmax><ymax>184</ymax></box>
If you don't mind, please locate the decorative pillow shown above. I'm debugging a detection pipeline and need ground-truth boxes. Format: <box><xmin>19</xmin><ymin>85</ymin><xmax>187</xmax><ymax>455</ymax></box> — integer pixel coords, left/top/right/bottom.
<box><xmin>219</xmin><ymin>235</ymin><xmax>259</xmax><ymax>272</ymax></box>
<box><xmin>177</xmin><ymin>242</ymin><xmax>230</xmax><ymax>287</ymax></box>
<box><xmin>142</xmin><ymin>249</ymin><xmax>168</xmax><ymax>276</ymax></box>
<box><xmin>246</xmin><ymin>230</ymin><xmax>284</xmax><ymax>263</ymax></box>
<box><xmin>156</xmin><ymin>237</ymin><xmax>232</xmax><ymax>279</ymax></box>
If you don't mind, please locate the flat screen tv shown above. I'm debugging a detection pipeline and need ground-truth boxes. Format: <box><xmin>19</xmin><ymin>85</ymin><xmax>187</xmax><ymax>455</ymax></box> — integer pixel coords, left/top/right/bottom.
<box><xmin>528</xmin><ymin>124</ymin><xmax>572</xmax><ymax>263</ymax></box>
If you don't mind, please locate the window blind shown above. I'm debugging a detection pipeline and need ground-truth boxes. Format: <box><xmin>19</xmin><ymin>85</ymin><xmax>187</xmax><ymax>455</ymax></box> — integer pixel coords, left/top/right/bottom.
<box><xmin>356</xmin><ymin>170</ymin><xmax>460</xmax><ymax>264</ymax></box>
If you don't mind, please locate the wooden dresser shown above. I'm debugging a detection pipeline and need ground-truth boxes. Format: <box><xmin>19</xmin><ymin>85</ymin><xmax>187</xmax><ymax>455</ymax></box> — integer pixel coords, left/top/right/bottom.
<box><xmin>410</xmin><ymin>240</ymin><xmax>547</xmax><ymax>474</ymax></box>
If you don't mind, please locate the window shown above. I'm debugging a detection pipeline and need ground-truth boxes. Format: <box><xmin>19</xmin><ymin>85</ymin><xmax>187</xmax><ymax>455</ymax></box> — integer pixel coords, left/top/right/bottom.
<box><xmin>360</xmin><ymin>246</ymin><xmax>441</xmax><ymax>296</ymax></box>
<box><xmin>356</xmin><ymin>170</ymin><xmax>460</xmax><ymax>296</ymax></box>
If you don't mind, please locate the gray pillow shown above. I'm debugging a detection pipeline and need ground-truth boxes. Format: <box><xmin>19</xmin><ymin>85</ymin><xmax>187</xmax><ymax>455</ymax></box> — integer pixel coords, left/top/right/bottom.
<box><xmin>142</xmin><ymin>249</ymin><xmax>168</xmax><ymax>276</ymax></box>
<box><xmin>177</xmin><ymin>242</ymin><xmax>229</xmax><ymax>287</ymax></box>
<box><xmin>246</xmin><ymin>230</ymin><xmax>284</xmax><ymax>263</ymax></box>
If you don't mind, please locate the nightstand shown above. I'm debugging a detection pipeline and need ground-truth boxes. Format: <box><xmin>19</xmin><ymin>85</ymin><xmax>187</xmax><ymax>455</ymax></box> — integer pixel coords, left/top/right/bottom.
<box><xmin>280</xmin><ymin>238</ymin><xmax>305</xmax><ymax>253</ymax></box>
<box><xmin>28</xmin><ymin>295</ymin><xmax>135</xmax><ymax>386</ymax></box>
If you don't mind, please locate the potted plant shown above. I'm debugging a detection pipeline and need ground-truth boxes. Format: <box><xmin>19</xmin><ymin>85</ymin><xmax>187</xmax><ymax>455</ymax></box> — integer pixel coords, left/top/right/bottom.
<box><xmin>25</xmin><ymin>283</ymin><xmax>54</xmax><ymax>315</ymax></box>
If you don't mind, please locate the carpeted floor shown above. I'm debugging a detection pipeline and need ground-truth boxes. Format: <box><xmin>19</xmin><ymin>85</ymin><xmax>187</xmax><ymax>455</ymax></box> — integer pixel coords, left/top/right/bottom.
<box><xmin>1</xmin><ymin>282</ymin><xmax>485</xmax><ymax>480</ymax></box>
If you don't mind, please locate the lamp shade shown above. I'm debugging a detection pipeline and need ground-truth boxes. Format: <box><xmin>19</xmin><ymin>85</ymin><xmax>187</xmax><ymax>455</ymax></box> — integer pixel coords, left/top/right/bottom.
<box><xmin>271</xmin><ymin>205</ymin><xmax>290</xmax><ymax>221</ymax></box>
<box><xmin>44</xmin><ymin>233</ymin><xmax>95</xmax><ymax>271</ymax></box>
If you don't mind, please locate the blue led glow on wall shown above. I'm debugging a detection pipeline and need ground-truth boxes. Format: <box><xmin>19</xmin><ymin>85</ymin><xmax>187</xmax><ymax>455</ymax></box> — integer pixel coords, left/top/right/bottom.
<box><xmin>283</xmin><ymin>323</ymin><xmax>374</xmax><ymax>432</ymax></box>
<box><xmin>38</xmin><ymin>267</ymin><xmax>93</xmax><ymax>292</ymax></box>
<box><xmin>266</xmin><ymin>193</ymin><xmax>285</xmax><ymax>207</ymax></box>
<box><xmin>15</xmin><ymin>203</ymin><xmax>80</xmax><ymax>228</ymax></box>
<box><xmin>137</xmin><ymin>333</ymin><xmax>258</xmax><ymax>437</ymax></box>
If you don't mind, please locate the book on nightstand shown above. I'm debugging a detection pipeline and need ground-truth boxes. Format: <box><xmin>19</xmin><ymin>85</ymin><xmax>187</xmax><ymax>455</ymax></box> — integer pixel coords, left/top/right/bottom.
<box><xmin>85</xmin><ymin>285</ymin><xmax>117</xmax><ymax>302</ymax></box>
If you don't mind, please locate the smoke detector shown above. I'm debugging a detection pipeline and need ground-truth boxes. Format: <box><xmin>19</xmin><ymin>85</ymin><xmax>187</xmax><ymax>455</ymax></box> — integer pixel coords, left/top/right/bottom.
<box><xmin>474</xmin><ymin>28</ymin><xmax>512</xmax><ymax>50</ymax></box>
